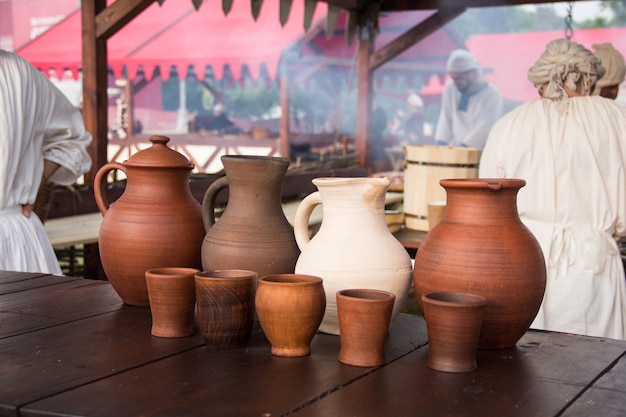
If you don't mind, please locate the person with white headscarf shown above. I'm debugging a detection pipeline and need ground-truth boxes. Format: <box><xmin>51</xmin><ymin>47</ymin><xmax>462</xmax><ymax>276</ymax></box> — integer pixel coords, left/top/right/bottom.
<box><xmin>592</xmin><ymin>42</ymin><xmax>626</xmax><ymax>100</ymax></box>
<box><xmin>480</xmin><ymin>38</ymin><xmax>626</xmax><ymax>340</ymax></box>
<box><xmin>1</xmin><ymin>50</ymin><xmax>92</xmax><ymax>274</ymax></box>
<box><xmin>434</xmin><ymin>49</ymin><xmax>503</xmax><ymax>149</ymax></box>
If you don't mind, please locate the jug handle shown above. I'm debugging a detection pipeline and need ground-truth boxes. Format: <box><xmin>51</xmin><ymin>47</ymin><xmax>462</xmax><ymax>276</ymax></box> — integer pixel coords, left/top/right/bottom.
<box><xmin>94</xmin><ymin>162</ymin><xmax>126</xmax><ymax>215</ymax></box>
<box><xmin>202</xmin><ymin>176</ymin><xmax>229</xmax><ymax>231</ymax></box>
<box><xmin>293</xmin><ymin>191</ymin><xmax>322</xmax><ymax>251</ymax></box>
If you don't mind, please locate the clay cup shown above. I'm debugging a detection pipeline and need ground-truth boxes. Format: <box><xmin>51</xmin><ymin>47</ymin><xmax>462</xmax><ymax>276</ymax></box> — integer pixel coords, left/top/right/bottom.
<box><xmin>336</xmin><ymin>289</ymin><xmax>395</xmax><ymax>367</ymax></box>
<box><xmin>145</xmin><ymin>267</ymin><xmax>199</xmax><ymax>338</ymax></box>
<box><xmin>194</xmin><ymin>269</ymin><xmax>258</xmax><ymax>349</ymax></box>
<box><xmin>422</xmin><ymin>292</ymin><xmax>487</xmax><ymax>373</ymax></box>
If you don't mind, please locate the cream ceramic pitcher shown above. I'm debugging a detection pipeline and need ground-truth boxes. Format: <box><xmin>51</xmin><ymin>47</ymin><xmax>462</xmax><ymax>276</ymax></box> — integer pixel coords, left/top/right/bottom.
<box><xmin>294</xmin><ymin>177</ymin><xmax>413</xmax><ymax>335</ymax></box>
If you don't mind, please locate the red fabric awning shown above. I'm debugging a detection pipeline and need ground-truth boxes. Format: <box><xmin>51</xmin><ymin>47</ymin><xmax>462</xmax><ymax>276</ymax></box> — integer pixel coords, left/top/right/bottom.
<box><xmin>285</xmin><ymin>10</ymin><xmax>467</xmax><ymax>90</ymax></box>
<box><xmin>466</xmin><ymin>27</ymin><xmax>626</xmax><ymax>103</ymax></box>
<box><xmin>16</xmin><ymin>0</ymin><xmax>325</xmax><ymax>82</ymax></box>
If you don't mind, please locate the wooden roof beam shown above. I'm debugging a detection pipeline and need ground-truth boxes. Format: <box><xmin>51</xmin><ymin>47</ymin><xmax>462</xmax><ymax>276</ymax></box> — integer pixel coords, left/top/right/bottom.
<box><xmin>323</xmin><ymin>0</ymin><xmax>582</xmax><ymax>11</ymax></box>
<box><xmin>95</xmin><ymin>0</ymin><xmax>156</xmax><ymax>40</ymax></box>
<box><xmin>370</xmin><ymin>7</ymin><xmax>466</xmax><ymax>71</ymax></box>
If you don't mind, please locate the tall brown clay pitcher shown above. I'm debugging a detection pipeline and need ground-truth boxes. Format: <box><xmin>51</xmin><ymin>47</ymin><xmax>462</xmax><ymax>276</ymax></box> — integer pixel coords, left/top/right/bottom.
<box><xmin>95</xmin><ymin>136</ymin><xmax>204</xmax><ymax>307</ymax></box>
<box><xmin>201</xmin><ymin>155</ymin><xmax>299</xmax><ymax>277</ymax></box>
<box><xmin>413</xmin><ymin>178</ymin><xmax>546</xmax><ymax>349</ymax></box>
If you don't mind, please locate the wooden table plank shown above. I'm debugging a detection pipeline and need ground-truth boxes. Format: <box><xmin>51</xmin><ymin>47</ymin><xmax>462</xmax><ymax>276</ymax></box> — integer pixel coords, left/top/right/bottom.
<box><xmin>44</xmin><ymin>212</ymin><xmax>102</xmax><ymax>248</ymax></box>
<box><xmin>290</xmin><ymin>331</ymin><xmax>626</xmax><ymax>417</ymax></box>
<box><xmin>0</xmin><ymin>274</ymin><xmax>80</xmax><ymax>296</ymax></box>
<box><xmin>561</xmin><ymin>353</ymin><xmax>626</xmax><ymax>417</ymax></box>
<box><xmin>0</xmin><ymin>271</ymin><xmax>51</xmax><ymax>283</ymax></box>
<box><xmin>3</xmin><ymin>274</ymin><xmax>625</xmax><ymax>417</ymax></box>
<box><xmin>0</xmin><ymin>307</ymin><xmax>203</xmax><ymax>417</ymax></box>
<box><xmin>19</xmin><ymin>315</ymin><xmax>427</xmax><ymax>417</ymax></box>
<box><xmin>0</xmin><ymin>279</ymin><xmax>123</xmax><ymax>339</ymax></box>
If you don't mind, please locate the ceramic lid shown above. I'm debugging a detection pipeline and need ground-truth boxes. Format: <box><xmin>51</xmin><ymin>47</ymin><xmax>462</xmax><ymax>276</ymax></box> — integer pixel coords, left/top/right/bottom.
<box><xmin>124</xmin><ymin>135</ymin><xmax>194</xmax><ymax>169</ymax></box>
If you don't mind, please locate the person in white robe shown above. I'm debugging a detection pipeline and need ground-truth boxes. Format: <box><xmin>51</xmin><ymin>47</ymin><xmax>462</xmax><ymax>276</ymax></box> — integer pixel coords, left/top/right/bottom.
<box><xmin>0</xmin><ymin>50</ymin><xmax>92</xmax><ymax>274</ymax></box>
<box><xmin>434</xmin><ymin>49</ymin><xmax>503</xmax><ymax>149</ymax></box>
<box><xmin>480</xmin><ymin>39</ymin><xmax>626</xmax><ymax>340</ymax></box>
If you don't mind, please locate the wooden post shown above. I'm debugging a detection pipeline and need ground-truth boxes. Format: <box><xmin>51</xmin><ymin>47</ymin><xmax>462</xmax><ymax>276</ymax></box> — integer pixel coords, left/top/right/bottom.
<box><xmin>81</xmin><ymin>0</ymin><xmax>155</xmax><ymax>279</ymax></box>
<box><xmin>82</xmin><ymin>0</ymin><xmax>108</xmax><ymax>185</ymax></box>
<box><xmin>279</xmin><ymin>73</ymin><xmax>291</xmax><ymax>161</ymax></box>
<box><xmin>82</xmin><ymin>0</ymin><xmax>157</xmax><ymax>184</ymax></box>
<box><xmin>81</xmin><ymin>0</ymin><xmax>108</xmax><ymax>280</ymax></box>
<box><xmin>355</xmin><ymin>24</ymin><xmax>374</xmax><ymax>171</ymax></box>
<box><xmin>123</xmin><ymin>78</ymin><xmax>134</xmax><ymax>138</ymax></box>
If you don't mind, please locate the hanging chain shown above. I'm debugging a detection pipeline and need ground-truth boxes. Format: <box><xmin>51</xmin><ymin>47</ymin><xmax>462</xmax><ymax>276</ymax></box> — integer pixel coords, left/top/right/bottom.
<box><xmin>564</xmin><ymin>1</ymin><xmax>574</xmax><ymax>40</ymax></box>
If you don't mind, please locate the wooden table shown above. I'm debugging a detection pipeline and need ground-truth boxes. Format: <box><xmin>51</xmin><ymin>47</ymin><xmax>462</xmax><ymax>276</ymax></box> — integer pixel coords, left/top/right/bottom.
<box><xmin>44</xmin><ymin>212</ymin><xmax>103</xmax><ymax>249</ymax></box>
<box><xmin>1</xmin><ymin>271</ymin><xmax>625</xmax><ymax>417</ymax></box>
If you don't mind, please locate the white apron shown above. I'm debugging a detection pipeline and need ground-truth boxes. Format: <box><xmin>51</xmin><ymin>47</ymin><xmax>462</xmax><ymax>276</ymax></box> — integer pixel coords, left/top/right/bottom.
<box><xmin>480</xmin><ymin>96</ymin><xmax>626</xmax><ymax>340</ymax></box>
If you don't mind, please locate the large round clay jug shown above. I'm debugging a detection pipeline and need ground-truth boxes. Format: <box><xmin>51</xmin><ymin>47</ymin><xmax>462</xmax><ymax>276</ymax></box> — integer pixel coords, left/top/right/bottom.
<box><xmin>201</xmin><ymin>155</ymin><xmax>299</xmax><ymax>277</ymax></box>
<box><xmin>95</xmin><ymin>135</ymin><xmax>204</xmax><ymax>307</ymax></box>
<box><xmin>414</xmin><ymin>178</ymin><xmax>546</xmax><ymax>349</ymax></box>
<box><xmin>294</xmin><ymin>177</ymin><xmax>413</xmax><ymax>335</ymax></box>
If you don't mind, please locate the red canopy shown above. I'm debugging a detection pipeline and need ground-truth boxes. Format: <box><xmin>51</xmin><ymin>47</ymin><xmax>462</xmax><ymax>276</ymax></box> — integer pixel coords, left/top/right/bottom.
<box><xmin>466</xmin><ymin>27</ymin><xmax>626</xmax><ymax>103</ymax></box>
<box><xmin>285</xmin><ymin>10</ymin><xmax>466</xmax><ymax>91</ymax></box>
<box><xmin>16</xmin><ymin>0</ymin><xmax>325</xmax><ymax>82</ymax></box>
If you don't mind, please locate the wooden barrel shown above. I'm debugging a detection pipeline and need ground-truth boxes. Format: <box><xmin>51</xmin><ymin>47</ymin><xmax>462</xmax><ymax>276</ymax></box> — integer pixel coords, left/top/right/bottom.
<box><xmin>403</xmin><ymin>145</ymin><xmax>481</xmax><ymax>231</ymax></box>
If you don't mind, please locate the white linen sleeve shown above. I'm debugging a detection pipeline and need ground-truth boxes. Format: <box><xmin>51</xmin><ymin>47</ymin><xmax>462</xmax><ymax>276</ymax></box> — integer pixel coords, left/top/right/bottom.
<box><xmin>31</xmin><ymin>68</ymin><xmax>92</xmax><ymax>185</ymax></box>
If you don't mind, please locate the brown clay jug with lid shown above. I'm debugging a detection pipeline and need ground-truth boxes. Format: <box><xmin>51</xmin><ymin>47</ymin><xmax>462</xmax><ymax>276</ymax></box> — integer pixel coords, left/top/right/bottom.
<box><xmin>413</xmin><ymin>178</ymin><xmax>546</xmax><ymax>349</ymax></box>
<box><xmin>95</xmin><ymin>135</ymin><xmax>204</xmax><ymax>307</ymax></box>
<box><xmin>201</xmin><ymin>155</ymin><xmax>299</xmax><ymax>277</ymax></box>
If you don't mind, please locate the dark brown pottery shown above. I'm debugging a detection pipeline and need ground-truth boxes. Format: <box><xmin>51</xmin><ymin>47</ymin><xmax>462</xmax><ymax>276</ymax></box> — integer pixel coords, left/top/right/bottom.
<box><xmin>413</xmin><ymin>178</ymin><xmax>546</xmax><ymax>349</ymax></box>
<box><xmin>95</xmin><ymin>135</ymin><xmax>205</xmax><ymax>307</ymax></box>
<box><xmin>255</xmin><ymin>274</ymin><xmax>325</xmax><ymax>357</ymax></box>
<box><xmin>422</xmin><ymin>292</ymin><xmax>487</xmax><ymax>373</ymax></box>
<box><xmin>145</xmin><ymin>267</ymin><xmax>198</xmax><ymax>338</ymax></box>
<box><xmin>201</xmin><ymin>155</ymin><xmax>300</xmax><ymax>277</ymax></box>
<box><xmin>336</xmin><ymin>289</ymin><xmax>395</xmax><ymax>367</ymax></box>
<box><xmin>194</xmin><ymin>269</ymin><xmax>258</xmax><ymax>349</ymax></box>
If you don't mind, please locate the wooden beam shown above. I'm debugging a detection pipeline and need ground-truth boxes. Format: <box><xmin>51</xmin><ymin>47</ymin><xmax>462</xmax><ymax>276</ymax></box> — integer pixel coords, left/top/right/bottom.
<box><xmin>123</xmin><ymin>79</ymin><xmax>134</xmax><ymax>139</ymax></box>
<box><xmin>370</xmin><ymin>7</ymin><xmax>466</xmax><ymax>71</ymax></box>
<box><xmin>280</xmin><ymin>75</ymin><xmax>291</xmax><ymax>161</ymax></box>
<box><xmin>321</xmin><ymin>0</ymin><xmax>360</xmax><ymax>11</ymax></box>
<box><xmin>293</xmin><ymin>55</ymin><xmax>452</xmax><ymax>72</ymax></box>
<box><xmin>320</xmin><ymin>0</ymin><xmax>586</xmax><ymax>12</ymax></box>
<box><xmin>81</xmin><ymin>0</ymin><xmax>108</xmax><ymax>282</ymax></box>
<box><xmin>82</xmin><ymin>0</ymin><xmax>108</xmax><ymax>184</ymax></box>
<box><xmin>96</xmin><ymin>0</ymin><xmax>156</xmax><ymax>40</ymax></box>
<box><xmin>355</xmin><ymin>31</ymin><xmax>374</xmax><ymax>170</ymax></box>
<box><xmin>83</xmin><ymin>0</ymin><xmax>157</xmax><ymax>184</ymax></box>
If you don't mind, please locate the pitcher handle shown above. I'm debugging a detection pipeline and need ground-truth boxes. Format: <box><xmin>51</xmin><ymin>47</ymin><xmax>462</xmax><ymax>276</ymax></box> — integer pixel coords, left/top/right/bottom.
<box><xmin>294</xmin><ymin>191</ymin><xmax>322</xmax><ymax>251</ymax></box>
<box><xmin>94</xmin><ymin>162</ymin><xmax>126</xmax><ymax>216</ymax></box>
<box><xmin>202</xmin><ymin>176</ymin><xmax>229</xmax><ymax>231</ymax></box>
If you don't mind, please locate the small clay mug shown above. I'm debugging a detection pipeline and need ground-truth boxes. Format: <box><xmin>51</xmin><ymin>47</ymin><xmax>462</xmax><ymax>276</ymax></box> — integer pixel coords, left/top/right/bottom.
<box><xmin>422</xmin><ymin>292</ymin><xmax>487</xmax><ymax>373</ymax></box>
<box><xmin>255</xmin><ymin>274</ymin><xmax>325</xmax><ymax>357</ymax></box>
<box><xmin>145</xmin><ymin>267</ymin><xmax>199</xmax><ymax>338</ymax></box>
<box><xmin>336</xmin><ymin>289</ymin><xmax>395</xmax><ymax>367</ymax></box>
<box><xmin>194</xmin><ymin>270</ymin><xmax>258</xmax><ymax>349</ymax></box>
